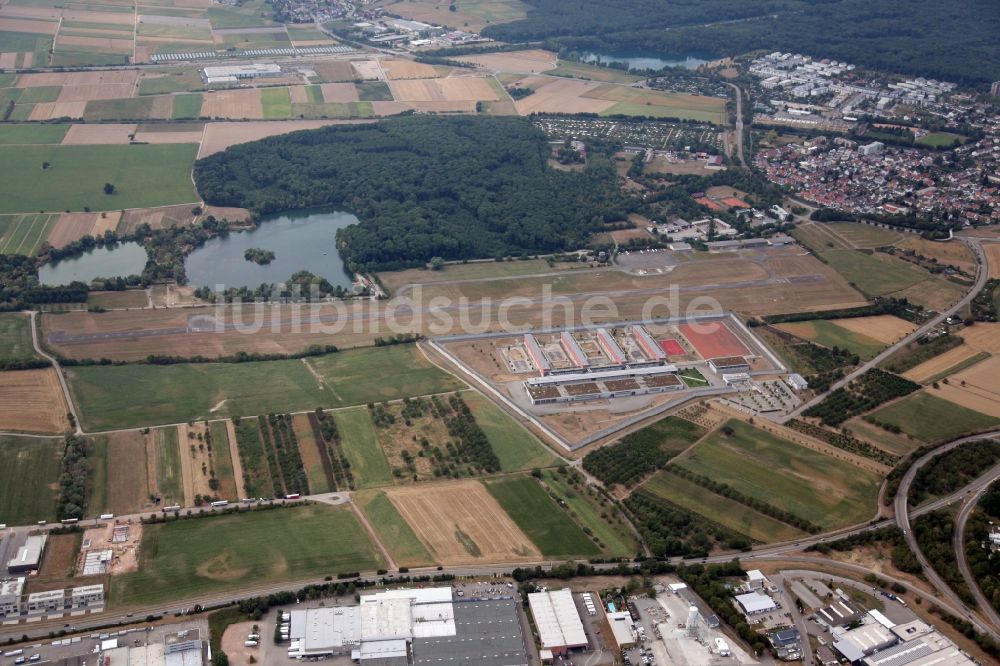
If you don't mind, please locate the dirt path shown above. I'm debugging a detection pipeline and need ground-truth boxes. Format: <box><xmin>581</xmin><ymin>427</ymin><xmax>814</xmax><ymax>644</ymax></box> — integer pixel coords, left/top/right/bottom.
<box><xmin>348</xmin><ymin>498</ymin><xmax>397</xmax><ymax>570</ymax></box>
<box><xmin>226</xmin><ymin>419</ymin><xmax>248</xmax><ymax>499</ymax></box>
<box><xmin>177</xmin><ymin>424</ymin><xmax>196</xmax><ymax>506</ymax></box>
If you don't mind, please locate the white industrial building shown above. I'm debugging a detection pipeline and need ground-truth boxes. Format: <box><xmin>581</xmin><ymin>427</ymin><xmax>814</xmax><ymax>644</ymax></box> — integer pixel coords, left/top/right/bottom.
<box><xmin>735</xmin><ymin>591</ymin><xmax>778</xmax><ymax>616</ymax></box>
<box><xmin>862</xmin><ymin>620</ymin><xmax>975</xmax><ymax>666</ymax></box>
<box><xmin>202</xmin><ymin>63</ymin><xmax>282</xmax><ymax>85</ymax></box>
<box><xmin>832</xmin><ymin>622</ymin><xmax>897</xmax><ymax>662</ymax></box>
<box><xmin>6</xmin><ymin>583</ymin><xmax>104</xmax><ymax>617</ymax></box>
<box><xmin>527</xmin><ymin>589</ymin><xmax>588</xmax><ymax>654</ymax></box>
<box><xmin>0</xmin><ymin>578</ymin><xmax>24</xmax><ymax>617</ymax></box>
<box><xmin>606</xmin><ymin>611</ymin><xmax>636</xmax><ymax>649</ymax></box>
<box><xmin>7</xmin><ymin>534</ymin><xmax>46</xmax><ymax>573</ymax></box>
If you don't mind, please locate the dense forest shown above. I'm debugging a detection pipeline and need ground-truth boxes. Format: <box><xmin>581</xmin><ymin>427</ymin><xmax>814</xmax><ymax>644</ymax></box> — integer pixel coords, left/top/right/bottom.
<box><xmin>485</xmin><ymin>0</ymin><xmax>1000</xmax><ymax>87</ymax></box>
<box><xmin>195</xmin><ymin>116</ymin><xmax>630</xmax><ymax>272</ymax></box>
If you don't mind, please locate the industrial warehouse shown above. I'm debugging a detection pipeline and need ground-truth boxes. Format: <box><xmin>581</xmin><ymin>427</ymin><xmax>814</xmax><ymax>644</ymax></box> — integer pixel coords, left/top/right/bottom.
<box><xmin>285</xmin><ymin>587</ymin><xmax>528</xmax><ymax>666</ymax></box>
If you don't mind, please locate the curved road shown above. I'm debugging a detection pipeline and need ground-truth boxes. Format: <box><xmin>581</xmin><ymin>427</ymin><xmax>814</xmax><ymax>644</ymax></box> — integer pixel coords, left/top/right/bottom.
<box><xmin>953</xmin><ymin>472</ymin><xmax>1000</xmax><ymax>633</ymax></box>
<box><xmin>894</xmin><ymin>429</ymin><xmax>1000</xmax><ymax>637</ymax></box>
<box><xmin>783</xmin><ymin>239</ymin><xmax>988</xmax><ymax>422</ymax></box>
<box><xmin>29</xmin><ymin>310</ymin><xmax>82</xmax><ymax>436</ymax></box>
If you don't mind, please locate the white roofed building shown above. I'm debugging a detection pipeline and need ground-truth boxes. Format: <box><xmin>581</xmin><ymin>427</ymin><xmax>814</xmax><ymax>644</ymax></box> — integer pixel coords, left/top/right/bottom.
<box><xmin>528</xmin><ymin>589</ymin><xmax>588</xmax><ymax>654</ymax></box>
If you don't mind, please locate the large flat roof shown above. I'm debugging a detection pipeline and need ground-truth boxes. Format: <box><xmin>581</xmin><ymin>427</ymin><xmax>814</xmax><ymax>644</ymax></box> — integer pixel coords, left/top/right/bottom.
<box><xmin>413</xmin><ymin>599</ymin><xmax>528</xmax><ymax>666</ymax></box>
<box><xmin>528</xmin><ymin>589</ymin><xmax>587</xmax><ymax>650</ymax></box>
<box><xmin>526</xmin><ymin>364</ymin><xmax>678</xmax><ymax>386</ymax></box>
<box><xmin>735</xmin><ymin>592</ymin><xmax>777</xmax><ymax>614</ymax></box>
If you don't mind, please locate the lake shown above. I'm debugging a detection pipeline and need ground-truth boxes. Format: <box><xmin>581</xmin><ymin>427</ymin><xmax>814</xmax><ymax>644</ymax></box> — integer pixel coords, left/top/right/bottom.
<box><xmin>184</xmin><ymin>208</ymin><xmax>357</xmax><ymax>291</ymax></box>
<box><xmin>39</xmin><ymin>242</ymin><xmax>147</xmax><ymax>286</ymax></box>
<box><xmin>580</xmin><ymin>52</ymin><xmax>709</xmax><ymax>71</ymax></box>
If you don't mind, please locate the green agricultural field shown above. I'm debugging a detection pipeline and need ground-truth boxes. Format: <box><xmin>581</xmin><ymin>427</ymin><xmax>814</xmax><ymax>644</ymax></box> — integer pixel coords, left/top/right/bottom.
<box><xmin>17</xmin><ymin>86</ymin><xmax>61</xmax><ymax>103</ymax></box>
<box><xmin>261</xmin><ymin>87</ymin><xmax>292</xmax><ymax>119</ymax></box>
<box><xmin>84</xmin><ymin>97</ymin><xmax>156</xmax><ymax>121</ymax></box>
<box><xmin>868</xmin><ymin>392</ymin><xmax>1000</xmax><ymax>443</ymax></box>
<box><xmin>154</xmin><ymin>427</ymin><xmax>183</xmax><ymax>505</ymax></box>
<box><xmin>110</xmin><ymin>504</ymin><xmax>384</xmax><ymax>606</ymax></box>
<box><xmin>675</xmin><ymin>420</ymin><xmax>880</xmax><ymax>528</ymax></box>
<box><xmin>0</xmin><ymin>144</ymin><xmax>199</xmax><ymax>214</ymax></box>
<box><xmin>356</xmin><ymin>82</ymin><xmax>393</xmax><ymax>101</ymax></box>
<box><xmin>543</xmin><ymin>470</ymin><xmax>636</xmax><ymax>556</ymax></box>
<box><xmin>825</xmin><ymin>222</ymin><xmax>904</xmax><ymax>248</ymax></box>
<box><xmin>0</xmin><ymin>123</ymin><xmax>68</xmax><ymax>145</ymax></box>
<box><xmin>547</xmin><ymin>60</ymin><xmax>643</xmax><ymax>84</ymax></box>
<box><xmin>290</xmin><ymin>102</ymin><xmax>374</xmax><ymax>119</ymax></box>
<box><xmin>88</xmin><ymin>435</ymin><xmax>108</xmax><ymax>513</ymax></box>
<box><xmin>332</xmin><ymin>407</ymin><xmax>393</xmax><ymax>488</ymax></box>
<box><xmin>642</xmin><ymin>470</ymin><xmax>807</xmax><ymax>543</ymax></box>
<box><xmin>67</xmin><ymin>345</ymin><xmax>463</xmax><ymax>430</ymax></box>
<box><xmin>0</xmin><ymin>435</ymin><xmax>62</xmax><ymax>525</ymax></box>
<box><xmin>86</xmin><ymin>290</ymin><xmax>150</xmax><ymax>309</ymax></box>
<box><xmin>172</xmin><ymin>94</ymin><xmax>203</xmax><ymax>119</ymax></box>
<box><xmin>0</xmin><ymin>213</ymin><xmax>60</xmax><ymax>255</ymax></box>
<box><xmin>306</xmin><ymin>344</ymin><xmax>464</xmax><ymax>406</ymax></box>
<box><xmin>485</xmin><ymin>476</ymin><xmax>601</xmax><ymax>558</ymax></box>
<box><xmin>917</xmin><ymin>132</ymin><xmax>965</xmax><ymax>148</ymax></box>
<box><xmin>139</xmin><ymin>71</ymin><xmax>205</xmax><ymax>96</ymax></box>
<box><xmin>209</xmin><ymin>420</ymin><xmax>237</xmax><ymax>494</ymax></box>
<box><xmin>0</xmin><ymin>31</ymin><xmax>52</xmax><ymax>67</ymax></box>
<box><xmin>626</xmin><ymin>415</ymin><xmax>706</xmax><ymax>453</ymax></box>
<box><xmin>0</xmin><ymin>313</ymin><xmax>41</xmax><ymax>362</ymax></box>
<box><xmin>304</xmin><ymin>84</ymin><xmax>324</xmax><ymax>103</ymax></box>
<box><xmin>816</xmin><ymin>249</ymin><xmax>928</xmax><ymax>297</ymax></box>
<box><xmin>777</xmin><ymin>319</ymin><xmax>886</xmax><ymax>361</ymax></box>
<box><xmin>463</xmin><ymin>392</ymin><xmax>560</xmax><ymax>471</ymax></box>
<box><xmin>600</xmin><ymin>101</ymin><xmax>724</xmax><ymax>123</ymax></box>
<box><xmin>233</xmin><ymin>417</ymin><xmax>273</xmax><ymax>497</ymax></box>
<box><xmin>357</xmin><ymin>490</ymin><xmax>433</xmax><ymax>567</ymax></box>
<box><xmin>206</xmin><ymin>0</ymin><xmax>278</xmax><ymax>28</ymax></box>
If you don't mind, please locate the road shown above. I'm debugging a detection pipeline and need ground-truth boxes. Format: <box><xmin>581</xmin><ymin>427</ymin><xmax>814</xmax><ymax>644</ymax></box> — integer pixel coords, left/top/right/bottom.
<box><xmin>772</xmin><ymin>572</ymin><xmax>814</xmax><ymax>666</ymax></box>
<box><xmin>953</xmin><ymin>471</ymin><xmax>1000</xmax><ymax>633</ymax></box>
<box><xmin>783</xmin><ymin>238</ymin><xmax>988</xmax><ymax>421</ymax></box>
<box><xmin>725</xmin><ymin>82</ymin><xmax>747</xmax><ymax>167</ymax></box>
<box><xmin>893</xmin><ymin>429</ymin><xmax>1000</xmax><ymax>637</ymax></box>
<box><xmin>29</xmin><ymin>310</ymin><xmax>82</xmax><ymax>435</ymax></box>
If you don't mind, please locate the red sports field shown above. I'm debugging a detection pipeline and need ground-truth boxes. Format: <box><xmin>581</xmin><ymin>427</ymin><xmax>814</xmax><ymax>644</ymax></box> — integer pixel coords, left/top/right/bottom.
<box><xmin>659</xmin><ymin>339</ymin><xmax>685</xmax><ymax>356</ymax></box>
<box><xmin>678</xmin><ymin>322</ymin><xmax>749</xmax><ymax>359</ymax></box>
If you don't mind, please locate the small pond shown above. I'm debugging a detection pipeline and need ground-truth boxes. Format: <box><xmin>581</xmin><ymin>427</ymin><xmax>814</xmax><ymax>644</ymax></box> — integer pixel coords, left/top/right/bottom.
<box><xmin>580</xmin><ymin>52</ymin><xmax>709</xmax><ymax>71</ymax></box>
<box><xmin>39</xmin><ymin>242</ymin><xmax>147</xmax><ymax>286</ymax></box>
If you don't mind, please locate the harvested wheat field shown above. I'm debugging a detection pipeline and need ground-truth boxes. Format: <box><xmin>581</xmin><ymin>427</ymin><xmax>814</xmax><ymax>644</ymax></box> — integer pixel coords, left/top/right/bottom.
<box><xmin>117</xmin><ymin>205</ymin><xmax>196</xmax><ymax>235</ymax></box>
<box><xmin>200</xmin><ymin>89</ymin><xmax>263</xmax><ymax>120</ymax></box>
<box><xmin>903</xmin><ymin>344</ymin><xmax>982</xmax><ymax>383</ymax></box>
<box><xmin>461</xmin><ymin>49</ymin><xmax>557</xmax><ymax>73</ymax></box>
<box><xmin>512</xmin><ymin>76</ymin><xmax>613</xmax><ymax>115</ymax></box>
<box><xmin>132</xmin><ymin>128</ymin><xmax>204</xmax><ymax>144</ymax></box>
<box><xmin>0</xmin><ymin>369</ymin><xmax>70</xmax><ymax>433</ymax></box>
<box><xmin>198</xmin><ymin>119</ymin><xmax>350</xmax><ymax>157</ymax></box>
<box><xmin>831</xmin><ymin>315</ymin><xmax>916</xmax><ymax>344</ymax></box>
<box><xmin>371</xmin><ymin>101</ymin><xmax>412</xmax><ymax>115</ymax></box>
<box><xmin>986</xmin><ymin>243</ymin><xmax>1000</xmax><ymax>279</ymax></box>
<box><xmin>47</xmin><ymin>211</ymin><xmax>121</xmax><ymax>248</ymax></box>
<box><xmin>932</xmin><ymin>356</ymin><xmax>1000</xmax><ymax>417</ymax></box>
<box><xmin>62</xmin><ymin>123</ymin><xmax>137</xmax><ymax>145</ymax></box>
<box><xmin>408</xmin><ymin>100</ymin><xmax>477</xmax><ymax>113</ymax></box>
<box><xmin>313</xmin><ymin>61</ymin><xmax>356</xmax><ymax>82</ymax></box>
<box><xmin>0</xmin><ymin>5</ymin><xmax>61</xmax><ymax>20</ymax></box>
<box><xmin>962</xmin><ymin>324</ymin><xmax>1000</xmax><ymax>353</ymax></box>
<box><xmin>57</xmin><ymin>35</ymin><xmax>132</xmax><ymax>52</ymax></box>
<box><xmin>29</xmin><ymin>101</ymin><xmax>87</xmax><ymax>120</ymax></box>
<box><xmin>389</xmin><ymin>77</ymin><xmax>498</xmax><ymax>102</ymax></box>
<box><xmin>382</xmin><ymin>59</ymin><xmax>439</xmax><ymax>79</ymax></box>
<box><xmin>0</xmin><ymin>17</ymin><xmax>58</xmax><ymax>34</ymax></box>
<box><xmin>350</xmin><ymin>60</ymin><xmax>384</xmax><ymax>81</ymax></box>
<box><xmin>62</xmin><ymin>8</ymin><xmax>135</xmax><ymax>25</ymax></box>
<box><xmin>319</xmin><ymin>82</ymin><xmax>359</xmax><ymax>102</ymax></box>
<box><xmin>385</xmin><ymin>480</ymin><xmax>540</xmax><ymax>565</ymax></box>
<box><xmin>102</xmin><ymin>430</ymin><xmax>151</xmax><ymax>515</ymax></box>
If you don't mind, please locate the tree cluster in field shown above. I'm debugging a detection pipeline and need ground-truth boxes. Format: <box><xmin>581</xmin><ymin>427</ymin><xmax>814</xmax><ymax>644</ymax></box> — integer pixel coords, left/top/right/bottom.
<box><xmin>803</xmin><ymin>368</ymin><xmax>919</xmax><ymax>427</ymax></box>
<box><xmin>582</xmin><ymin>429</ymin><xmax>672</xmax><ymax>487</ymax></box>
<box><xmin>312</xmin><ymin>408</ymin><xmax>354</xmax><ymax>491</ymax></box>
<box><xmin>913</xmin><ymin>510</ymin><xmax>975</xmax><ymax>604</ymax></box>
<box><xmin>256</xmin><ymin>416</ymin><xmax>285</xmax><ymax>497</ymax></box>
<box><xmin>909</xmin><ymin>439</ymin><xmax>1000</xmax><ymax>506</ymax></box>
<box><xmin>57</xmin><ymin>435</ymin><xmax>91</xmax><ymax>520</ymax></box>
<box><xmin>243</xmin><ymin>248</ymin><xmax>275</xmax><ymax>265</ymax></box>
<box><xmin>442</xmin><ymin>394</ymin><xmax>501</xmax><ymax>474</ymax></box>
<box><xmin>624</xmin><ymin>490</ymin><xmax>750</xmax><ymax>559</ymax></box>
<box><xmin>664</xmin><ymin>465</ymin><xmax>821</xmax><ymax>533</ymax></box>
<box><xmin>677</xmin><ymin>561</ymin><xmax>767</xmax><ymax>655</ymax></box>
<box><xmin>194</xmin><ymin>270</ymin><xmax>352</xmax><ymax>303</ymax></box>
<box><xmin>0</xmin><ymin>254</ymin><xmax>88</xmax><ymax>310</ymax></box>
<box><xmin>971</xmin><ymin>279</ymin><xmax>1000</xmax><ymax>322</ymax></box>
<box><xmin>262</xmin><ymin>414</ymin><xmax>310</xmax><ymax>497</ymax></box>
<box><xmin>966</xmin><ymin>482</ymin><xmax>1000</xmax><ymax>614</ymax></box>
<box><xmin>786</xmin><ymin>419</ymin><xmax>899</xmax><ymax>466</ymax></box>
<box><xmin>806</xmin><ymin>525</ymin><xmax>920</xmax><ymax>573</ymax></box>
<box><xmin>506</xmin><ymin>86</ymin><xmax>534</xmax><ymax>100</ymax></box>
<box><xmin>762</xmin><ymin>297</ymin><xmax>922</xmax><ymax>325</ymax></box>
<box><xmin>483</xmin><ymin>0</ymin><xmax>1000</xmax><ymax>87</ymax></box>
<box><xmin>368</xmin><ymin>402</ymin><xmax>396</xmax><ymax>428</ymax></box>
<box><xmin>193</xmin><ymin>421</ymin><xmax>220</xmax><ymax>492</ymax></box>
<box><xmin>57</xmin><ymin>345</ymin><xmax>340</xmax><ymax>368</ymax></box>
<box><xmin>883</xmin><ymin>333</ymin><xmax>963</xmax><ymax>374</ymax></box>
<box><xmin>233</xmin><ymin>417</ymin><xmax>274</xmax><ymax>499</ymax></box>
<box><xmin>194</xmin><ymin>116</ymin><xmax>631</xmax><ymax>272</ymax></box>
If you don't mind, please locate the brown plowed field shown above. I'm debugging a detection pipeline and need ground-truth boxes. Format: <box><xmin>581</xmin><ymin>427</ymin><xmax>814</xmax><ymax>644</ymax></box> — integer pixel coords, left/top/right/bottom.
<box><xmin>350</xmin><ymin>60</ymin><xmax>383</xmax><ymax>81</ymax></box>
<box><xmin>371</xmin><ymin>101</ymin><xmax>411</xmax><ymax>115</ymax></box>
<box><xmin>20</xmin><ymin>70</ymin><xmax>136</xmax><ymax>88</ymax></box>
<box><xmin>386</xmin><ymin>481</ymin><xmax>539</xmax><ymax>564</ymax></box>
<box><xmin>29</xmin><ymin>101</ymin><xmax>87</xmax><ymax>120</ymax></box>
<box><xmin>512</xmin><ymin>76</ymin><xmax>614</xmax><ymax>115</ymax></box>
<box><xmin>58</xmin><ymin>35</ymin><xmax>132</xmax><ymax>51</ymax></box>
<box><xmin>0</xmin><ymin>368</ymin><xmax>70</xmax><ymax>433</ymax></box>
<box><xmin>47</xmin><ymin>211</ymin><xmax>121</xmax><ymax>248</ymax></box>
<box><xmin>62</xmin><ymin>123</ymin><xmax>137</xmax><ymax>145</ymax></box>
<box><xmin>117</xmin><ymin>204</ymin><xmax>196</xmax><ymax>235</ymax></box>
<box><xmin>103</xmin><ymin>430</ymin><xmax>150</xmax><ymax>515</ymax></box>
<box><xmin>313</xmin><ymin>61</ymin><xmax>355</xmax><ymax>83</ymax></box>
<box><xmin>198</xmin><ymin>120</ymin><xmax>351</xmax><ymax>157</ymax></box>
<box><xmin>932</xmin><ymin>356</ymin><xmax>1000</xmax><ymax>417</ymax></box>
<box><xmin>409</xmin><ymin>100</ymin><xmax>477</xmax><ymax>113</ymax></box>
<box><xmin>382</xmin><ymin>59</ymin><xmax>439</xmax><ymax>79</ymax></box>
<box><xmin>985</xmin><ymin>243</ymin><xmax>1000</xmax><ymax>279</ymax></box>
<box><xmin>831</xmin><ymin>315</ymin><xmax>916</xmax><ymax>344</ymax></box>
<box><xmin>62</xmin><ymin>9</ymin><xmax>135</xmax><ymax>24</ymax></box>
<box><xmin>389</xmin><ymin>77</ymin><xmax>499</xmax><ymax>102</ymax></box>
<box><xmin>0</xmin><ymin>17</ymin><xmax>58</xmax><ymax>34</ymax></box>
<box><xmin>460</xmin><ymin>49</ymin><xmax>557</xmax><ymax>73</ymax></box>
<box><xmin>200</xmin><ymin>89</ymin><xmax>263</xmax><ymax>120</ymax></box>
<box><xmin>319</xmin><ymin>82</ymin><xmax>358</xmax><ymax>102</ymax></box>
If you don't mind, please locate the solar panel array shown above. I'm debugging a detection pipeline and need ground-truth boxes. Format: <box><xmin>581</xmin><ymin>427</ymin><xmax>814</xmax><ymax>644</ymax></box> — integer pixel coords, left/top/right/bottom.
<box><xmin>151</xmin><ymin>45</ymin><xmax>353</xmax><ymax>62</ymax></box>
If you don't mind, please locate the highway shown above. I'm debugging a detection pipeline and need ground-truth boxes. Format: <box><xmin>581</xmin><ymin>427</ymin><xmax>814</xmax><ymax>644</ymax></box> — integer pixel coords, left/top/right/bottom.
<box><xmin>953</xmin><ymin>479</ymin><xmax>1000</xmax><ymax>634</ymax></box>
<box><xmin>893</xmin><ymin>429</ymin><xmax>1000</xmax><ymax>638</ymax></box>
<box><xmin>782</xmin><ymin>238</ymin><xmax>988</xmax><ymax>422</ymax></box>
